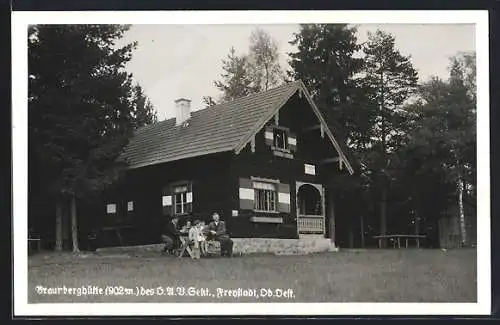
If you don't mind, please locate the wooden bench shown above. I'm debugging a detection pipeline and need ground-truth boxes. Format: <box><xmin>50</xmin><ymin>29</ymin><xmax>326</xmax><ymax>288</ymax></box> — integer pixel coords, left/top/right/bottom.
<box><xmin>205</xmin><ymin>240</ymin><xmax>221</xmax><ymax>256</ymax></box>
<box><xmin>28</xmin><ymin>235</ymin><xmax>42</xmax><ymax>255</ymax></box>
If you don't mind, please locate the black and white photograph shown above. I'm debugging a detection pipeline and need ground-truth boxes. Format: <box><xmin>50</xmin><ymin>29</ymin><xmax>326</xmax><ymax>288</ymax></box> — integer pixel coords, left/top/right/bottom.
<box><xmin>13</xmin><ymin>10</ymin><xmax>490</xmax><ymax>316</ymax></box>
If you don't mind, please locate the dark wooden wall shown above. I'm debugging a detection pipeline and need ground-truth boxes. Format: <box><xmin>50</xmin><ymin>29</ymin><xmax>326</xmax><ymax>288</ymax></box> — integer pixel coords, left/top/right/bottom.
<box><xmin>97</xmin><ymin>152</ymin><xmax>232</xmax><ymax>247</ymax></box>
<box><xmin>226</xmin><ymin>93</ymin><xmax>344</xmax><ymax>239</ymax></box>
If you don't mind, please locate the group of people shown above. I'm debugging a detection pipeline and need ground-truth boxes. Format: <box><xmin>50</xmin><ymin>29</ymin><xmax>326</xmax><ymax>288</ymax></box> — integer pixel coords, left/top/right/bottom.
<box><xmin>161</xmin><ymin>212</ymin><xmax>233</xmax><ymax>258</ymax></box>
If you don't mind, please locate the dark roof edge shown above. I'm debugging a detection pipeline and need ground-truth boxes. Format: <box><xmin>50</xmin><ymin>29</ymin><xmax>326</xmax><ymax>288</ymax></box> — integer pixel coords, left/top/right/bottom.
<box><xmin>123</xmin><ymin>148</ymin><xmax>233</xmax><ymax>170</ymax></box>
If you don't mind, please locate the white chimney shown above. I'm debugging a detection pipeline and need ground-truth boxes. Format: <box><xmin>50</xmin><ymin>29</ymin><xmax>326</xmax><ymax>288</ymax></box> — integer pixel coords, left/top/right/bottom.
<box><xmin>174</xmin><ymin>98</ymin><xmax>191</xmax><ymax>126</ymax></box>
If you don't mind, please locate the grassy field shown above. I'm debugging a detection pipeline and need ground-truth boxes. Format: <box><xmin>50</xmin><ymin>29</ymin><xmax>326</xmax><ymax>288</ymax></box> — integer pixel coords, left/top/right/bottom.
<box><xmin>28</xmin><ymin>249</ymin><xmax>477</xmax><ymax>303</ymax></box>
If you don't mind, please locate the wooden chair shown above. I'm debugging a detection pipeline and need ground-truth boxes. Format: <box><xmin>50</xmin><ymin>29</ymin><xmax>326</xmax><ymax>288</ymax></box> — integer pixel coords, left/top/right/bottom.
<box><xmin>28</xmin><ymin>230</ymin><xmax>42</xmax><ymax>255</ymax></box>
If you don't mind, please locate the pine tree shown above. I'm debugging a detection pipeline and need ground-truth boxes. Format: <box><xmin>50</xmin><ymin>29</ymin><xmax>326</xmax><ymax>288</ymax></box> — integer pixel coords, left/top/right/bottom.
<box><xmin>214</xmin><ymin>47</ymin><xmax>258</xmax><ymax>102</ymax></box>
<box><xmin>360</xmin><ymin>29</ymin><xmax>419</xmax><ymax>246</ymax></box>
<box><xmin>28</xmin><ymin>24</ymin><xmax>143</xmax><ymax>252</ymax></box>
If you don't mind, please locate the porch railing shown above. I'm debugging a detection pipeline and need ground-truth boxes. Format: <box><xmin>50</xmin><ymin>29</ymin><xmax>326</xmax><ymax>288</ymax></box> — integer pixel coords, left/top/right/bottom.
<box><xmin>297</xmin><ymin>215</ymin><xmax>325</xmax><ymax>234</ymax></box>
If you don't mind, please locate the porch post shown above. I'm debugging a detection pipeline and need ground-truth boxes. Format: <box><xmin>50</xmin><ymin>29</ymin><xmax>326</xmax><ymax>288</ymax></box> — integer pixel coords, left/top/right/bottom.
<box><xmin>327</xmin><ymin>188</ymin><xmax>336</xmax><ymax>247</ymax></box>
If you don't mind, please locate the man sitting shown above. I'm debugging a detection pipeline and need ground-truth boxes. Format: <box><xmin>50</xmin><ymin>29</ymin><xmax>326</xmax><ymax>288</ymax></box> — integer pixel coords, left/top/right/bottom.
<box><xmin>161</xmin><ymin>216</ymin><xmax>181</xmax><ymax>254</ymax></box>
<box><xmin>207</xmin><ymin>213</ymin><xmax>233</xmax><ymax>257</ymax></box>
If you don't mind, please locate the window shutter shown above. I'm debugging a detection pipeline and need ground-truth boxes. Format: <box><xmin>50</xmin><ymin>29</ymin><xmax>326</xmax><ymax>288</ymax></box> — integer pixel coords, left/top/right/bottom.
<box><xmin>186</xmin><ymin>182</ymin><xmax>193</xmax><ymax>213</ymax></box>
<box><xmin>264</xmin><ymin>126</ymin><xmax>274</xmax><ymax>146</ymax></box>
<box><xmin>239</xmin><ymin>178</ymin><xmax>254</xmax><ymax>210</ymax></box>
<box><xmin>277</xmin><ymin>183</ymin><xmax>291</xmax><ymax>213</ymax></box>
<box><xmin>162</xmin><ymin>184</ymin><xmax>172</xmax><ymax>216</ymax></box>
<box><xmin>288</xmin><ymin>133</ymin><xmax>297</xmax><ymax>152</ymax></box>
<box><xmin>126</xmin><ymin>200</ymin><xmax>134</xmax><ymax>222</ymax></box>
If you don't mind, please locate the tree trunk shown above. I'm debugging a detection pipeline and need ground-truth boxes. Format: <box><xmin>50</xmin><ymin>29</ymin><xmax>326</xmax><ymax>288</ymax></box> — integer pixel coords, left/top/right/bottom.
<box><xmin>360</xmin><ymin>214</ymin><xmax>365</xmax><ymax>248</ymax></box>
<box><xmin>55</xmin><ymin>199</ymin><xmax>63</xmax><ymax>252</ymax></box>
<box><xmin>457</xmin><ymin>177</ymin><xmax>467</xmax><ymax>246</ymax></box>
<box><xmin>380</xmin><ymin>188</ymin><xmax>387</xmax><ymax>248</ymax></box>
<box><xmin>70</xmin><ymin>195</ymin><xmax>79</xmax><ymax>253</ymax></box>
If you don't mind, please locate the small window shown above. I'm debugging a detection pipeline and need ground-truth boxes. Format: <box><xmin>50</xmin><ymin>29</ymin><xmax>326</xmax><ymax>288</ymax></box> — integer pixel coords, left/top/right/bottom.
<box><xmin>273</xmin><ymin>128</ymin><xmax>288</xmax><ymax>151</ymax></box>
<box><xmin>253</xmin><ymin>181</ymin><xmax>277</xmax><ymax>212</ymax></box>
<box><xmin>127</xmin><ymin>201</ymin><xmax>134</xmax><ymax>212</ymax></box>
<box><xmin>174</xmin><ymin>184</ymin><xmax>189</xmax><ymax>215</ymax></box>
<box><xmin>106</xmin><ymin>203</ymin><xmax>116</xmax><ymax>214</ymax></box>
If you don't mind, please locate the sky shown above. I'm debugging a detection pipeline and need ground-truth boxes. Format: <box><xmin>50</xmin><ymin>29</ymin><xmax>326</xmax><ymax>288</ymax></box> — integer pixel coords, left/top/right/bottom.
<box><xmin>117</xmin><ymin>24</ymin><xmax>476</xmax><ymax>120</ymax></box>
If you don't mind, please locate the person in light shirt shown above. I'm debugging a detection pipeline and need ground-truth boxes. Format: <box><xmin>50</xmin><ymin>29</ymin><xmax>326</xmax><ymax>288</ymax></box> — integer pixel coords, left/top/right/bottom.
<box><xmin>188</xmin><ymin>220</ymin><xmax>201</xmax><ymax>260</ymax></box>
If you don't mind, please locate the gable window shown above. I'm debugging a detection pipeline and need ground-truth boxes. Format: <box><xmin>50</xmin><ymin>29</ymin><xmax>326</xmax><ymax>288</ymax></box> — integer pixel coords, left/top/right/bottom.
<box><xmin>265</xmin><ymin>126</ymin><xmax>296</xmax><ymax>158</ymax></box>
<box><xmin>273</xmin><ymin>128</ymin><xmax>288</xmax><ymax>151</ymax></box>
<box><xmin>253</xmin><ymin>181</ymin><xmax>277</xmax><ymax>212</ymax></box>
<box><xmin>174</xmin><ymin>184</ymin><xmax>189</xmax><ymax>215</ymax></box>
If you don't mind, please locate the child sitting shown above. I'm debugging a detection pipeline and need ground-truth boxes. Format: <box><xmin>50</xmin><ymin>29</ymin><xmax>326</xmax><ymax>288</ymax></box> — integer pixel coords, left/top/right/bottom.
<box><xmin>197</xmin><ymin>221</ymin><xmax>207</xmax><ymax>256</ymax></box>
<box><xmin>188</xmin><ymin>220</ymin><xmax>200</xmax><ymax>260</ymax></box>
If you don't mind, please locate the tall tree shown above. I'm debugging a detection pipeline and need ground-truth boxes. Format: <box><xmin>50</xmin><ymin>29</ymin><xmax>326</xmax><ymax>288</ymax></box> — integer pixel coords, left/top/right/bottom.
<box><xmin>288</xmin><ymin>24</ymin><xmax>365</xmax><ymax>148</ymax></box>
<box><xmin>248</xmin><ymin>28</ymin><xmax>284</xmax><ymax>91</ymax></box>
<box><xmin>28</xmin><ymin>24</ymin><xmax>141</xmax><ymax>252</ymax></box>
<box><xmin>407</xmin><ymin>52</ymin><xmax>476</xmax><ymax>246</ymax></box>
<box><xmin>288</xmin><ymin>24</ymin><xmax>368</xmax><ymax>247</ymax></box>
<box><xmin>214</xmin><ymin>47</ymin><xmax>258</xmax><ymax>102</ymax></box>
<box><xmin>360</xmin><ymin>30</ymin><xmax>419</xmax><ymax>246</ymax></box>
<box><xmin>202</xmin><ymin>95</ymin><xmax>217</xmax><ymax>108</ymax></box>
<box><xmin>131</xmin><ymin>84</ymin><xmax>158</xmax><ymax>129</ymax></box>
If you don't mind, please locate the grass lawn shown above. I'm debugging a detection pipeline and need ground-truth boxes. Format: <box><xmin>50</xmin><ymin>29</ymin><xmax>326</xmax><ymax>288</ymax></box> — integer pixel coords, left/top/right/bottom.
<box><xmin>28</xmin><ymin>248</ymin><xmax>477</xmax><ymax>303</ymax></box>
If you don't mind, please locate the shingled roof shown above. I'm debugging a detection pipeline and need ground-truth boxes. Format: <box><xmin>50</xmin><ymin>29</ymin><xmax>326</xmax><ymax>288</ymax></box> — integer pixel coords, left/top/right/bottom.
<box><xmin>120</xmin><ymin>80</ymin><xmax>355</xmax><ymax>174</ymax></box>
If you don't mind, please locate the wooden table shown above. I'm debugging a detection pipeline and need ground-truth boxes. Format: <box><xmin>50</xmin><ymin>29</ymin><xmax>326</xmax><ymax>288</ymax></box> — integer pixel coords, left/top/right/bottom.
<box><xmin>177</xmin><ymin>235</ymin><xmax>194</xmax><ymax>258</ymax></box>
<box><xmin>373</xmin><ymin>234</ymin><xmax>426</xmax><ymax>249</ymax></box>
<box><xmin>100</xmin><ymin>225</ymin><xmax>134</xmax><ymax>246</ymax></box>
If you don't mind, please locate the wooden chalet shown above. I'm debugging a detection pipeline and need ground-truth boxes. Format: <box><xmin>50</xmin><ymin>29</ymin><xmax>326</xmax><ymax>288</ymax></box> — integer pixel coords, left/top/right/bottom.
<box><xmin>99</xmin><ymin>80</ymin><xmax>356</xmax><ymax>247</ymax></box>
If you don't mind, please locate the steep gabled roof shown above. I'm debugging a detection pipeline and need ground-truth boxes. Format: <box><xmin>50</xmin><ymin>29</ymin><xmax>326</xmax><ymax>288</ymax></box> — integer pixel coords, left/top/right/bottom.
<box><xmin>120</xmin><ymin>80</ymin><xmax>355</xmax><ymax>174</ymax></box>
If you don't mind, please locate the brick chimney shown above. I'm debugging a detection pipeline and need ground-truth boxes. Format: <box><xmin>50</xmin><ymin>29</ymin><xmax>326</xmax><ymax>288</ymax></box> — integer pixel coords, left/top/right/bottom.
<box><xmin>174</xmin><ymin>98</ymin><xmax>191</xmax><ymax>126</ymax></box>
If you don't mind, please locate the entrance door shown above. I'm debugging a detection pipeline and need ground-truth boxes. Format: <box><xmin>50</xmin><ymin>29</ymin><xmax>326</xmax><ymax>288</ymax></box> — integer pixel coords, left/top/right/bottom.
<box><xmin>296</xmin><ymin>182</ymin><xmax>325</xmax><ymax>235</ymax></box>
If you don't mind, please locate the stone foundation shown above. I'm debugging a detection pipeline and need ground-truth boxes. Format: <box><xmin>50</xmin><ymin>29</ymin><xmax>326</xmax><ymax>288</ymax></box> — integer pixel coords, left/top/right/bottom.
<box><xmin>232</xmin><ymin>237</ymin><xmax>337</xmax><ymax>255</ymax></box>
<box><xmin>96</xmin><ymin>236</ymin><xmax>338</xmax><ymax>256</ymax></box>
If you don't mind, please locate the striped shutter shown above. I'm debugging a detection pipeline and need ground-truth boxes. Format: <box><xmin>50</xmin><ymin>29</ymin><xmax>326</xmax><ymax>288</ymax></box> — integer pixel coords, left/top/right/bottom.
<box><xmin>239</xmin><ymin>178</ymin><xmax>254</xmax><ymax>210</ymax></box>
<box><xmin>186</xmin><ymin>182</ymin><xmax>193</xmax><ymax>213</ymax></box>
<box><xmin>264</xmin><ymin>126</ymin><xmax>274</xmax><ymax>146</ymax></box>
<box><xmin>288</xmin><ymin>133</ymin><xmax>297</xmax><ymax>152</ymax></box>
<box><xmin>162</xmin><ymin>184</ymin><xmax>172</xmax><ymax>216</ymax></box>
<box><xmin>277</xmin><ymin>183</ymin><xmax>291</xmax><ymax>213</ymax></box>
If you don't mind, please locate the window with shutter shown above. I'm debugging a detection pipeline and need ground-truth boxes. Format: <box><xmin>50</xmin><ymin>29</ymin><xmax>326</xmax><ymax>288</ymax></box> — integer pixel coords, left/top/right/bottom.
<box><xmin>173</xmin><ymin>182</ymin><xmax>192</xmax><ymax>215</ymax></box>
<box><xmin>264</xmin><ymin>125</ymin><xmax>297</xmax><ymax>155</ymax></box>
<box><xmin>239</xmin><ymin>178</ymin><xmax>291</xmax><ymax>214</ymax></box>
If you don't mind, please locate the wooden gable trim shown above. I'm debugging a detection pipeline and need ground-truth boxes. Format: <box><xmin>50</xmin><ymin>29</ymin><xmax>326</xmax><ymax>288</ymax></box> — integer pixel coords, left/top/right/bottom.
<box><xmin>234</xmin><ymin>82</ymin><xmax>300</xmax><ymax>155</ymax></box>
<box><xmin>233</xmin><ymin>80</ymin><xmax>354</xmax><ymax>175</ymax></box>
<box><xmin>295</xmin><ymin>80</ymin><xmax>354</xmax><ymax>175</ymax></box>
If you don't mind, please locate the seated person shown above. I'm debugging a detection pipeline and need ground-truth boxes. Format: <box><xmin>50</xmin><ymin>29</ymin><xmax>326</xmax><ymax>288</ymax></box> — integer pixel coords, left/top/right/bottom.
<box><xmin>207</xmin><ymin>213</ymin><xmax>233</xmax><ymax>257</ymax></box>
<box><xmin>180</xmin><ymin>220</ymin><xmax>192</xmax><ymax>235</ymax></box>
<box><xmin>161</xmin><ymin>216</ymin><xmax>181</xmax><ymax>254</ymax></box>
<box><xmin>188</xmin><ymin>220</ymin><xmax>201</xmax><ymax>260</ymax></box>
